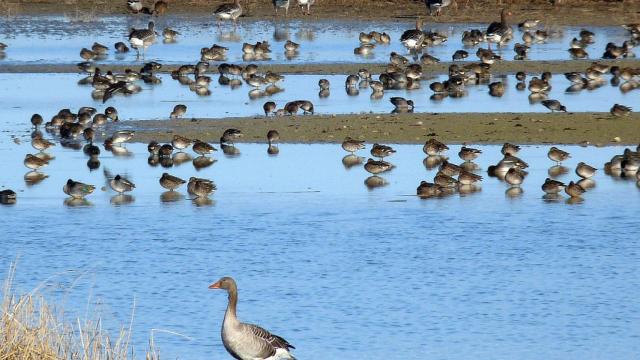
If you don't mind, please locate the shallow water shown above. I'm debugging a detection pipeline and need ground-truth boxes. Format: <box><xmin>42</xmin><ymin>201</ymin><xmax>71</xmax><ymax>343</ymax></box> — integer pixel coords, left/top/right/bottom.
<box><xmin>0</xmin><ymin>72</ymin><xmax>637</xmax><ymax>137</ymax></box>
<box><xmin>1</xmin><ymin>141</ymin><xmax>639</xmax><ymax>359</ymax></box>
<box><xmin>0</xmin><ymin>16</ymin><xmax>632</xmax><ymax>65</ymax></box>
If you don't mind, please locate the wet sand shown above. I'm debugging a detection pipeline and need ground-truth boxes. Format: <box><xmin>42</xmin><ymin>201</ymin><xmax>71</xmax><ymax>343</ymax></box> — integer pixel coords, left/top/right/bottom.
<box><xmin>112</xmin><ymin>112</ymin><xmax>640</xmax><ymax>145</ymax></box>
<box><xmin>6</xmin><ymin>0</ymin><xmax>640</xmax><ymax>26</ymax></box>
<box><xmin>2</xmin><ymin>59</ymin><xmax>638</xmax><ymax>75</ymax></box>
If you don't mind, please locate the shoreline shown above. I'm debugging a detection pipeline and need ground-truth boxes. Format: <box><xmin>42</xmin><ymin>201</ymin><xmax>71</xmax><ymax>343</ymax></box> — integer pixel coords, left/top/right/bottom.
<box><xmin>1</xmin><ymin>59</ymin><xmax>639</xmax><ymax>75</ymax></box>
<box><xmin>3</xmin><ymin>1</ymin><xmax>640</xmax><ymax>26</ymax></box>
<box><xmin>110</xmin><ymin>112</ymin><xmax>640</xmax><ymax>145</ymax></box>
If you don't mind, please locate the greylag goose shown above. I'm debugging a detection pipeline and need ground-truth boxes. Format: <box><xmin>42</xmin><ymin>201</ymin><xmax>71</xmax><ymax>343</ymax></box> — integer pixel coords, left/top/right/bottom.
<box><xmin>486</xmin><ymin>9</ymin><xmax>512</xmax><ymax>48</ymax></box>
<box><xmin>215</xmin><ymin>0</ymin><xmax>243</xmax><ymax>27</ymax></box>
<box><xmin>209</xmin><ymin>277</ymin><xmax>296</xmax><ymax>360</ymax></box>
<box><xmin>400</xmin><ymin>18</ymin><xmax>425</xmax><ymax>52</ymax></box>
<box><xmin>129</xmin><ymin>22</ymin><xmax>157</xmax><ymax>58</ymax></box>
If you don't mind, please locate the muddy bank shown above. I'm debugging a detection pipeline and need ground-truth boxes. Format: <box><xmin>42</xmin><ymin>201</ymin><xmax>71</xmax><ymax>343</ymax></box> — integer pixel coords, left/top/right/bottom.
<box><xmin>4</xmin><ymin>0</ymin><xmax>640</xmax><ymax>26</ymax></box>
<box><xmin>111</xmin><ymin>112</ymin><xmax>640</xmax><ymax>145</ymax></box>
<box><xmin>2</xmin><ymin>59</ymin><xmax>638</xmax><ymax>75</ymax></box>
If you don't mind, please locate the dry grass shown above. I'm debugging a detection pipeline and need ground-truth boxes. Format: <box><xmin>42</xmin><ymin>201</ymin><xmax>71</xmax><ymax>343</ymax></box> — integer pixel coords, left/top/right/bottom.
<box><xmin>0</xmin><ymin>264</ymin><xmax>159</xmax><ymax>360</ymax></box>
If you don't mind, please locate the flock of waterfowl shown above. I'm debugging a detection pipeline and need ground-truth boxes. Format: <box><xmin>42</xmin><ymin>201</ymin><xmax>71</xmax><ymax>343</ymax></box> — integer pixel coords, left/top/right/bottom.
<box><xmin>2</xmin><ymin>2</ymin><xmax>640</xmax><ymax>359</ymax></box>
<box><xmin>338</xmin><ymin>136</ymin><xmax>640</xmax><ymax>201</ymax></box>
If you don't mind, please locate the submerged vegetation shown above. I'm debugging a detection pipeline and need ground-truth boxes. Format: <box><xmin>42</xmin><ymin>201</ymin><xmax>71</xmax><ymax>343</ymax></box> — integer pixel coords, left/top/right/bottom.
<box><xmin>0</xmin><ymin>264</ymin><xmax>159</xmax><ymax>360</ymax></box>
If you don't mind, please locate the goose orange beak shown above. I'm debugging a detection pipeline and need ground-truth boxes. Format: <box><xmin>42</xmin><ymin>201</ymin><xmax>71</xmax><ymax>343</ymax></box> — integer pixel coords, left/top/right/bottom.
<box><xmin>209</xmin><ymin>281</ymin><xmax>221</xmax><ymax>289</ymax></box>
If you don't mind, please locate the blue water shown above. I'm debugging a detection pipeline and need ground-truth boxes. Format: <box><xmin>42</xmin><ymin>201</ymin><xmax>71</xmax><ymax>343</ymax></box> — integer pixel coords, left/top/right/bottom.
<box><xmin>0</xmin><ymin>16</ymin><xmax>632</xmax><ymax>65</ymax></box>
<box><xmin>1</xmin><ymin>141</ymin><xmax>639</xmax><ymax>359</ymax></box>
<box><xmin>0</xmin><ymin>72</ymin><xmax>637</xmax><ymax>140</ymax></box>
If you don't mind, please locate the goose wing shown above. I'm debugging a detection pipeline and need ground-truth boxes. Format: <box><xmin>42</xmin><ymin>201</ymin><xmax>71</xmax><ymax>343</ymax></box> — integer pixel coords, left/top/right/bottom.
<box><xmin>215</xmin><ymin>3</ymin><xmax>237</xmax><ymax>14</ymax></box>
<box><xmin>243</xmin><ymin>323</ymin><xmax>295</xmax><ymax>353</ymax></box>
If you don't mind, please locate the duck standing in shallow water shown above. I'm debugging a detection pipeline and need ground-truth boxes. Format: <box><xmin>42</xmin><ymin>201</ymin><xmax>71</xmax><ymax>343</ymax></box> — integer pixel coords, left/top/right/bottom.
<box><xmin>160</xmin><ymin>173</ymin><xmax>186</xmax><ymax>191</ymax></box>
<box><xmin>214</xmin><ymin>0</ymin><xmax>242</xmax><ymax>27</ymax></box>
<box><xmin>548</xmin><ymin>146</ymin><xmax>570</xmax><ymax>164</ymax></box>
<box><xmin>342</xmin><ymin>137</ymin><xmax>365</xmax><ymax>154</ymax></box>
<box><xmin>63</xmin><ymin>179</ymin><xmax>95</xmax><ymax>199</ymax></box>
<box><xmin>109</xmin><ymin>175</ymin><xmax>136</xmax><ymax>194</ymax></box>
<box><xmin>188</xmin><ymin>177</ymin><xmax>216</xmax><ymax>198</ymax></box>
<box><xmin>209</xmin><ymin>277</ymin><xmax>296</xmax><ymax>360</ymax></box>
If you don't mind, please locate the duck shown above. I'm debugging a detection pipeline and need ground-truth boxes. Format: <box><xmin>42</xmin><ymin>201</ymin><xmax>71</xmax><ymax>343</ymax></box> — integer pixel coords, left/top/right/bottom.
<box><xmin>171</xmin><ymin>104</ymin><xmax>187</xmax><ymax>119</ymax></box>
<box><xmin>548</xmin><ymin>146</ymin><xmax>570</xmax><ymax>163</ymax></box>
<box><xmin>565</xmin><ymin>181</ymin><xmax>585</xmax><ymax>198</ymax></box>
<box><xmin>370</xmin><ymin>144</ymin><xmax>396</xmax><ymax>159</ymax></box>
<box><xmin>114</xmin><ymin>42</ymin><xmax>129</xmax><ymax>53</ymax></box>
<box><xmin>160</xmin><ymin>173</ymin><xmax>186</xmax><ymax>191</ymax></box>
<box><xmin>541</xmin><ymin>99</ymin><xmax>566</xmax><ymax>112</ymax></box>
<box><xmin>63</xmin><ymin>179</ymin><xmax>96</xmax><ymax>199</ymax></box>
<box><xmin>420</xmin><ymin>53</ymin><xmax>440</xmax><ymax>65</ymax></box>
<box><xmin>400</xmin><ymin>18</ymin><xmax>425</xmax><ymax>52</ymax></box>
<box><xmin>214</xmin><ymin>0</ymin><xmax>242</xmax><ymax>26</ymax></box>
<box><xmin>541</xmin><ymin>178</ymin><xmax>565</xmax><ymax>194</ymax></box>
<box><xmin>284</xmin><ymin>102</ymin><xmax>300</xmax><ymax>115</ymax></box>
<box><xmin>342</xmin><ymin>137</ymin><xmax>365</xmax><ymax>153</ymax></box>
<box><xmin>318</xmin><ymin>79</ymin><xmax>330</xmax><ymax>90</ymax></box>
<box><xmin>518</xmin><ymin>19</ymin><xmax>540</xmax><ymax>29</ymax></box>
<box><xmin>263</xmin><ymin>101</ymin><xmax>276</xmax><ymax>116</ymax></box>
<box><xmin>272</xmin><ymin>0</ymin><xmax>290</xmax><ymax>16</ymax></box>
<box><xmin>458</xmin><ymin>146</ymin><xmax>481</xmax><ymax>161</ymax></box>
<box><xmin>423</xmin><ymin>138</ymin><xmax>448</xmax><ymax>155</ymax></box>
<box><xmin>458</xmin><ymin>170</ymin><xmax>482</xmax><ymax>185</ymax></box>
<box><xmin>32</xmin><ymin>136</ymin><xmax>55</xmax><ymax>152</ymax></box>
<box><xmin>417</xmin><ymin>181</ymin><xmax>443</xmax><ymax>197</ymax></box>
<box><xmin>128</xmin><ymin>21</ymin><xmax>157</xmax><ymax>57</ymax></box>
<box><xmin>159</xmin><ymin>144</ymin><xmax>174</xmax><ymax>157</ymax></box>
<box><xmin>505</xmin><ymin>167</ymin><xmax>525</xmax><ymax>186</ymax></box>
<box><xmin>390</xmin><ymin>97</ymin><xmax>414</xmax><ymax>111</ymax></box>
<box><xmin>193</xmin><ymin>140</ymin><xmax>217</xmax><ymax>156</ymax></box>
<box><xmin>0</xmin><ymin>189</ymin><xmax>16</xmax><ymax>204</ymax></box>
<box><xmin>102</xmin><ymin>106</ymin><xmax>118</xmax><ymax>122</ymax></box>
<box><xmin>486</xmin><ymin>9</ymin><xmax>513</xmax><ymax>48</ymax></box>
<box><xmin>209</xmin><ymin>277</ymin><xmax>296</xmax><ymax>360</ymax></box>
<box><xmin>438</xmin><ymin>160</ymin><xmax>461</xmax><ymax>176</ymax></box>
<box><xmin>163</xmin><ymin>28</ymin><xmax>180</xmax><ymax>41</ymax></box>
<box><xmin>364</xmin><ymin>158</ymin><xmax>393</xmax><ymax>174</ymax></box>
<box><xmin>153</xmin><ymin>0</ymin><xmax>169</xmax><ymax>15</ymax></box>
<box><xmin>284</xmin><ymin>40</ymin><xmax>299</xmax><ymax>52</ymax></box>
<box><xmin>110</xmin><ymin>130</ymin><xmax>135</xmax><ymax>144</ymax></box>
<box><xmin>80</xmin><ymin>48</ymin><xmax>96</xmax><ymax>60</ymax></box>
<box><xmin>24</xmin><ymin>154</ymin><xmax>49</xmax><ymax>170</ymax></box>
<box><xmin>501</xmin><ymin>142</ymin><xmax>520</xmax><ymax>156</ymax></box>
<box><xmin>188</xmin><ymin>177</ymin><xmax>216</xmax><ymax>197</ymax></box>
<box><xmin>528</xmin><ymin>76</ymin><xmax>550</xmax><ymax>93</ymax></box>
<box><xmin>610</xmin><ymin>104</ymin><xmax>632</xmax><ymax>117</ymax></box>
<box><xmin>426</xmin><ymin>0</ymin><xmax>452</xmax><ymax>16</ymax></box>
<box><xmin>30</xmin><ymin>113</ymin><xmax>44</xmax><ymax>128</ymax></box>
<box><xmin>220</xmin><ymin>128</ymin><xmax>243</xmax><ymax>145</ymax></box>
<box><xmin>267</xmin><ymin>130</ymin><xmax>280</xmax><ymax>146</ymax></box>
<box><xmin>488</xmin><ymin>81</ymin><xmax>505</xmax><ymax>97</ymax></box>
<box><xmin>295</xmin><ymin>100</ymin><xmax>314</xmax><ymax>114</ymax></box>
<box><xmin>576</xmin><ymin>162</ymin><xmax>596</xmax><ymax>178</ymax></box>
<box><xmin>568</xmin><ymin>48</ymin><xmax>588</xmax><ymax>59</ymax></box>
<box><xmin>452</xmin><ymin>50</ymin><xmax>468</xmax><ymax>61</ymax></box>
<box><xmin>172</xmin><ymin>135</ymin><xmax>192</xmax><ymax>150</ymax></box>
<box><xmin>434</xmin><ymin>172</ymin><xmax>458</xmax><ymax>188</ymax></box>
<box><xmin>109</xmin><ymin>175</ymin><xmax>135</xmax><ymax>194</ymax></box>
<box><xmin>296</xmin><ymin>0</ymin><xmax>315</xmax><ymax>15</ymax></box>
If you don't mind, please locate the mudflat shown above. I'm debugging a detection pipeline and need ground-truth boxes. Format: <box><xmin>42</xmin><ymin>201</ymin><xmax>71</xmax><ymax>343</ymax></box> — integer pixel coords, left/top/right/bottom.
<box><xmin>111</xmin><ymin>112</ymin><xmax>640</xmax><ymax>145</ymax></box>
<box><xmin>4</xmin><ymin>0</ymin><xmax>640</xmax><ymax>26</ymax></box>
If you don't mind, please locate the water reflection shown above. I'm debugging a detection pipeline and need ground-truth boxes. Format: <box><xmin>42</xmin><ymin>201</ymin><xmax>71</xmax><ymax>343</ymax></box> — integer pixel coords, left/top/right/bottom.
<box><xmin>342</xmin><ymin>154</ymin><xmax>364</xmax><ymax>169</ymax></box>
<box><xmin>64</xmin><ymin>198</ymin><xmax>93</xmax><ymax>207</ymax></box>
<box><xmin>193</xmin><ymin>156</ymin><xmax>216</xmax><ymax>170</ymax></box>
<box><xmin>24</xmin><ymin>171</ymin><xmax>48</xmax><ymax>186</ymax></box>
<box><xmin>110</xmin><ymin>194</ymin><xmax>135</xmax><ymax>205</ymax></box>
<box><xmin>364</xmin><ymin>175</ymin><xmax>388</xmax><ymax>190</ymax></box>
<box><xmin>160</xmin><ymin>191</ymin><xmax>183</xmax><ymax>203</ymax></box>
<box><xmin>548</xmin><ymin>165</ymin><xmax>569</xmax><ymax>177</ymax></box>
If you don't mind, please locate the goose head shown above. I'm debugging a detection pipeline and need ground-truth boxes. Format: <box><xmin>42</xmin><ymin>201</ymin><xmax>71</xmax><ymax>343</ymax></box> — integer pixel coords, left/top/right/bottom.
<box><xmin>209</xmin><ymin>276</ymin><xmax>237</xmax><ymax>291</ymax></box>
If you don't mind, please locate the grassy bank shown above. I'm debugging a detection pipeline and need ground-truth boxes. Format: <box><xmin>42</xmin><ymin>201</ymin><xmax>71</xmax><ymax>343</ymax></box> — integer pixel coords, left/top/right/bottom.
<box><xmin>0</xmin><ymin>264</ymin><xmax>158</xmax><ymax>360</ymax></box>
